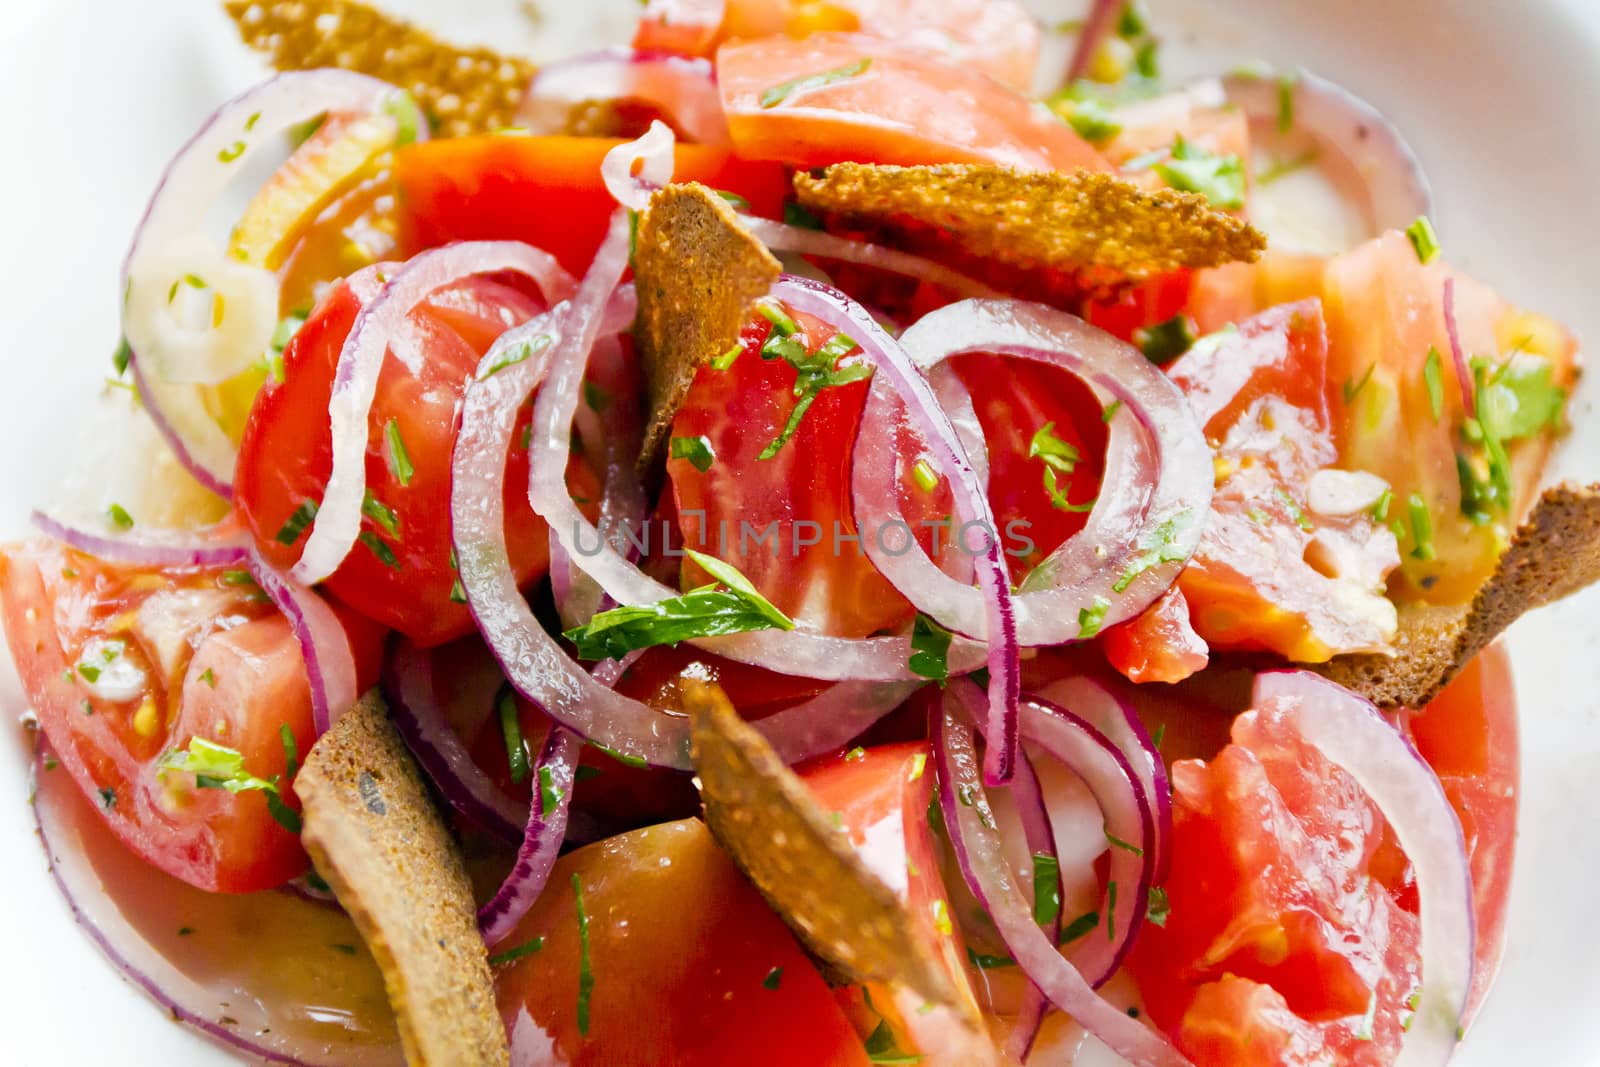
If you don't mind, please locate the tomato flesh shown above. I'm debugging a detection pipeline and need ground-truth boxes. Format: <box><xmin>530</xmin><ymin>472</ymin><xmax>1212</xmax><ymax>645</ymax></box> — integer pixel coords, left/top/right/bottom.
<box><xmin>0</xmin><ymin>540</ymin><xmax>382</xmax><ymax>892</ymax></box>
<box><xmin>493</xmin><ymin>818</ymin><xmax>869</xmax><ymax>1065</ymax></box>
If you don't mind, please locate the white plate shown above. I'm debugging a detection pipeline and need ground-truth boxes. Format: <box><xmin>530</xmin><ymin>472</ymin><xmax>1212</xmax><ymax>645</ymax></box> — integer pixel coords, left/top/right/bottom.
<box><xmin>1</xmin><ymin>1</ymin><xmax>1596</xmax><ymax>1063</ymax></box>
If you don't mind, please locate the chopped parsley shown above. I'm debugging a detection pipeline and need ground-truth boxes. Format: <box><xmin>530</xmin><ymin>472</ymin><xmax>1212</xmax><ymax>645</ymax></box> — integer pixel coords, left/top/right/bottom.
<box><xmin>1106</xmin><ymin>880</ymin><xmax>1119</xmax><ymax>941</ymax></box>
<box><xmin>383</xmin><ymin>419</ymin><xmax>414</xmax><ymax>486</ymax></box>
<box><xmin>1030</xmin><ymin>422</ymin><xmax>1094</xmax><ymax>513</ymax></box>
<box><xmin>1116</xmin><ymin>2</ymin><xmax>1147</xmax><ymax>38</ymax></box>
<box><xmin>1405</xmin><ymin>215</ymin><xmax>1441</xmax><ymax>263</ymax></box>
<box><xmin>478</xmin><ymin>333</ymin><xmax>553</xmax><ymax>380</ymax></box>
<box><xmin>1031</xmin><ymin>853</ymin><xmax>1062</xmax><ymax>926</ymax></box>
<box><xmin>275</xmin><ymin>498</ymin><xmax>319</xmax><ymax>546</ymax></box>
<box><xmin>562</xmin><ymin>548</ymin><xmax>794</xmax><ymax>660</ymax></box>
<box><xmin>1146</xmin><ymin>886</ymin><xmax>1171</xmax><ymax>927</ymax></box>
<box><xmin>1102</xmin><ymin>399</ymin><xmax>1123</xmax><ymax>423</ymax></box>
<box><xmin>280</xmin><ymin>723</ymin><xmax>299</xmax><ymax>780</ymax></box>
<box><xmin>907</xmin><ymin>753</ymin><xmax>927</xmax><ymax>782</ymax></box>
<box><xmin>1407</xmin><ymin>493</ymin><xmax>1435</xmax><ymax>561</ymax></box>
<box><xmin>539</xmin><ymin>763</ymin><xmax>564</xmax><ymax>818</ymax></box>
<box><xmin>783</xmin><ymin>200</ymin><xmax>824</xmax><ymax>230</ymax></box>
<box><xmin>1135</xmin><ymin>314</ymin><xmax>1197</xmax><ymax>366</ymax></box>
<box><xmin>218</xmin><ymin>140</ymin><xmax>247</xmax><ymax>163</ymax></box>
<box><xmin>497</xmin><ymin>686</ymin><xmax>530</xmax><ymax>785</ymax></box>
<box><xmin>1460</xmin><ymin>352</ymin><xmax>1568</xmax><ymax>518</ymax></box>
<box><xmin>910</xmin><ymin>458</ymin><xmax>940</xmax><ymax>493</ymax></box>
<box><xmin>1343</xmin><ymin>363</ymin><xmax>1376</xmax><ymax>405</ymax></box>
<box><xmin>1078</xmin><ymin>595</ymin><xmax>1111</xmax><ymax>639</ymax></box>
<box><xmin>1371</xmin><ymin>487</ymin><xmax>1394</xmax><ymax>523</ymax></box>
<box><xmin>358</xmin><ymin>530</ymin><xmax>400</xmax><ymax>570</ymax></box>
<box><xmin>1276</xmin><ymin>73</ymin><xmax>1297</xmax><ymax>133</ymax></box>
<box><xmin>711</xmin><ymin>342</ymin><xmax>743</xmax><ymax>371</ymax></box>
<box><xmin>361</xmin><ymin>491</ymin><xmax>401</xmax><ymax>538</ymax></box>
<box><xmin>488</xmin><ymin>937</ymin><xmax>544</xmax><ymax>966</ymax></box>
<box><xmin>1274</xmin><ymin>487</ymin><xmax>1314</xmax><ymax>532</ymax></box>
<box><xmin>669</xmin><ymin>435</ymin><xmax>716</xmax><ymax>473</ymax></box>
<box><xmin>1060</xmin><ymin>909</ymin><xmax>1101</xmax><ymax>944</ymax></box>
<box><xmin>1133</xmin><ymin>38</ymin><xmax>1160</xmax><ymax>79</ymax></box>
<box><xmin>1060</xmin><ymin>95</ymin><xmax>1123</xmax><ymax>145</ymax></box>
<box><xmin>1423</xmin><ymin>346</ymin><xmax>1445</xmax><ymax>421</ymax></box>
<box><xmin>98</xmin><ymin>787</ymin><xmax>117</xmax><ymax>809</ymax></box>
<box><xmin>107</xmin><ymin>503</ymin><xmax>134</xmax><ymax>530</ymax></box>
<box><xmin>759</xmin><ymin>58</ymin><xmax>872</xmax><ymax>109</ymax></box>
<box><xmin>573</xmin><ymin>873</ymin><xmax>594</xmax><ymax>1037</ymax></box>
<box><xmin>1105</xmin><ymin>829</ymin><xmax>1144</xmax><ymax>856</ymax></box>
<box><xmin>844</xmin><ymin>746</ymin><xmax>867</xmax><ymax>762</ymax></box>
<box><xmin>112</xmin><ymin>337</ymin><xmax>132</xmax><ymax>376</ymax></box>
<box><xmin>714</xmin><ymin>189</ymin><xmax>751</xmax><ymax>212</ymax></box>
<box><xmin>909</xmin><ymin>613</ymin><xmax>953</xmax><ymax>684</ymax></box>
<box><xmin>758</xmin><ymin>329</ymin><xmax>873</xmax><ymax>460</ymax></box>
<box><xmin>761</xmin><ymin>966</ymin><xmax>783</xmax><ymax>991</ymax></box>
<box><xmin>158</xmin><ymin>737</ymin><xmax>301</xmax><ymax>834</ymax></box>
<box><xmin>1113</xmin><ymin>509</ymin><xmax>1194</xmax><ymax>593</ymax></box>
<box><xmin>863</xmin><ymin>1018</ymin><xmax>922</xmax><ymax>1065</ymax></box>
<box><xmin>1151</xmin><ymin>723</ymin><xmax>1166</xmax><ymax>750</ymax></box>
<box><xmin>1153</xmin><ymin>136</ymin><xmax>1246</xmax><ymax>210</ymax></box>
<box><xmin>583</xmin><ymin>381</ymin><xmax>611</xmax><ymax>412</ymax></box>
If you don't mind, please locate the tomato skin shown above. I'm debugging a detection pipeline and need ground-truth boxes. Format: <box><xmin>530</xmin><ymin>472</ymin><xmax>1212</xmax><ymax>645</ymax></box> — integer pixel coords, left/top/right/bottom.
<box><xmin>637</xmin><ymin>0</ymin><xmax>1040</xmax><ymax>89</ymax></box>
<box><xmin>717</xmin><ymin>33</ymin><xmax>1108</xmax><ymax>172</ymax></box>
<box><xmin>494</xmin><ymin>818</ymin><xmax>870</xmax><ymax>1066</ymax></box>
<box><xmin>235</xmin><ymin>272</ymin><xmax>574</xmax><ymax>647</ymax></box>
<box><xmin>394</xmin><ymin>136</ymin><xmax>789</xmax><ymax>273</ymax></box>
<box><xmin>1128</xmin><ymin>701</ymin><xmax>1422</xmax><ymax>1066</ymax></box>
<box><xmin>0</xmin><ymin>541</ymin><xmax>383</xmax><ymax>893</ymax></box>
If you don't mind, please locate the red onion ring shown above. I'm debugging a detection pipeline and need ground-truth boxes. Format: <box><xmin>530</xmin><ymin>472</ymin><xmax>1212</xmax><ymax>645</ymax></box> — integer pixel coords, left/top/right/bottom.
<box><xmin>384</xmin><ymin>639</ymin><xmax>527</xmax><ymax>844</ymax></box>
<box><xmin>292</xmin><ymin>241</ymin><xmax>576</xmax><ymax>585</ymax></box>
<box><xmin>1252</xmin><ymin>670</ymin><xmax>1475</xmax><ymax>1065</ymax></box>
<box><xmin>857</xmin><ymin>298</ymin><xmax>1213</xmax><ymax>649</ymax></box>
<box><xmin>1034</xmin><ymin>676</ymin><xmax>1172</xmax><ymax>882</ymax></box>
<box><xmin>773</xmin><ymin>277</ymin><xmax>1021</xmax><ymax>784</ymax></box>
<box><xmin>30</xmin><ymin>510</ymin><xmax>250</xmax><ymax>569</ymax></box>
<box><xmin>126</xmin><ymin>352</ymin><xmax>238</xmax><ymax>500</ymax></box>
<box><xmin>739</xmin><ymin>216</ymin><xmax>1001</xmax><ymax>300</ymax></box>
<box><xmin>31</xmin><ymin>744</ymin><xmax>399</xmax><ymax>1065</ymax></box>
<box><xmin>245</xmin><ymin>550</ymin><xmax>358</xmax><ymax>736</ymax></box>
<box><xmin>516</xmin><ymin>47</ymin><xmax>730</xmax><ymax>145</ymax></box>
<box><xmin>599</xmin><ymin>118</ymin><xmax>679</xmax><ymax>212</ymax></box>
<box><xmin>1442</xmin><ymin>276</ymin><xmax>1475</xmax><ymax>412</ymax></box>
<box><xmin>477</xmin><ymin>725</ymin><xmax>583</xmax><ymax>945</ymax></box>
<box><xmin>933</xmin><ymin>682</ymin><xmax>1189</xmax><ymax>1067</ymax></box>
<box><xmin>1222</xmin><ymin>68</ymin><xmax>1434</xmax><ymax>232</ymax></box>
<box><xmin>999</xmin><ymin>751</ymin><xmax>1058</xmax><ymax>1063</ymax></box>
<box><xmin>1065</xmin><ymin>0</ymin><xmax>1122</xmax><ymax>85</ymax></box>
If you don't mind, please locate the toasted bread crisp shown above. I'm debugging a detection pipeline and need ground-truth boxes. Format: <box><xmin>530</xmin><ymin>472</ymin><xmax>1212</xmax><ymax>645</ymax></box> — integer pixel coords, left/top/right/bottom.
<box><xmin>1322</xmin><ymin>482</ymin><xmax>1600</xmax><ymax>708</ymax></box>
<box><xmin>297</xmin><ymin>692</ymin><xmax>508</xmax><ymax>1067</ymax></box>
<box><xmin>793</xmin><ymin>163</ymin><xmax>1266</xmax><ymax>282</ymax></box>
<box><xmin>683</xmin><ymin>679</ymin><xmax>962</xmax><ymax>1014</ymax></box>
<box><xmin>633</xmin><ymin>183</ymin><xmax>781</xmax><ymax>468</ymax></box>
<box><xmin>224</xmin><ymin>0</ymin><xmax>534</xmax><ymax>137</ymax></box>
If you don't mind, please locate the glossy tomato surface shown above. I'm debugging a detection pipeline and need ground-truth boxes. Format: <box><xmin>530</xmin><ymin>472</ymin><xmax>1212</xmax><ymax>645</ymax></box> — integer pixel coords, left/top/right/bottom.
<box><xmin>0</xmin><ymin>540</ymin><xmax>382</xmax><ymax>892</ymax></box>
<box><xmin>234</xmin><ymin>271</ymin><xmax>588</xmax><ymax>646</ymax></box>
<box><xmin>493</xmin><ymin>818</ymin><xmax>869</xmax><ymax>1066</ymax></box>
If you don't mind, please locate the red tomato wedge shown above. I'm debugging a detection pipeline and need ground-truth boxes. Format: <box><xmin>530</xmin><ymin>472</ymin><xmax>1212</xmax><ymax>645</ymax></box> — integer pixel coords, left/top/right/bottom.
<box><xmin>1129</xmin><ymin>699</ymin><xmax>1422</xmax><ymax>1066</ymax></box>
<box><xmin>393</xmin><ymin>136</ymin><xmax>789</xmax><ymax>273</ymax></box>
<box><xmin>0</xmin><ymin>541</ymin><xmax>383</xmax><ymax>892</ymax></box>
<box><xmin>493</xmin><ymin>818</ymin><xmax>870</xmax><ymax>1066</ymax></box>
<box><xmin>717</xmin><ymin>33</ymin><xmax>1109</xmax><ymax>171</ymax></box>
<box><xmin>1101</xmin><ymin>585</ymin><xmax>1209</xmax><ymax>684</ymax></box>
<box><xmin>636</xmin><ymin>0</ymin><xmax>1041</xmax><ymax>89</ymax></box>
<box><xmin>234</xmin><ymin>271</ymin><xmax>596</xmax><ymax>647</ymax></box>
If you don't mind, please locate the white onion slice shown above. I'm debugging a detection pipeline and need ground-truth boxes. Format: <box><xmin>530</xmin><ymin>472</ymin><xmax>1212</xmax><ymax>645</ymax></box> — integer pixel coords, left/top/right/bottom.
<box><xmin>291</xmin><ymin>241</ymin><xmax>576</xmax><ymax>585</ymax></box>
<box><xmin>1253</xmin><ymin>670</ymin><xmax>1475</xmax><ymax>1066</ymax></box>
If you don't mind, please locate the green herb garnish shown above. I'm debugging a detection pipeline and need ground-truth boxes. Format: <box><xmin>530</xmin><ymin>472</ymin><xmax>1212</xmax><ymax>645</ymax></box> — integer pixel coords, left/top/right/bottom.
<box><xmin>275</xmin><ymin>498</ymin><xmax>319</xmax><ymax>546</ymax></box>
<box><xmin>358</xmin><ymin>530</ymin><xmax>400</xmax><ymax>570</ymax></box>
<box><xmin>107</xmin><ymin>503</ymin><xmax>134</xmax><ymax>530</ymax></box>
<box><xmin>1407</xmin><ymin>493</ymin><xmax>1435</xmax><ymax>561</ymax></box>
<box><xmin>760</xmin><ymin>58</ymin><xmax>872</xmax><ymax>109</ymax></box>
<box><xmin>1423</xmin><ymin>346</ymin><xmax>1445</xmax><ymax>421</ymax></box>
<box><xmin>1135</xmin><ymin>313</ymin><xmax>1196</xmax><ymax>366</ymax></box>
<box><xmin>479</xmin><ymin>333</ymin><xmax>553</xmax><ymax>380</ymax></box>
<box><xmin>573</xmin><ymin>873</ymin><xmax>594</xmax><ymax>1037</ymax></box>
<box><xmin>1113</xmin><ymin>509</ymin><xmax>1194</xmax><ymax>592</ymax></box>
<box><xmin>1405</xmin><ymin>215</ymin><xmax>1440</xmax><ymax>263</ymax></box>
<box><xmin>1153</xmin><ymin>136</ymin><xmax>1246</xmax><ymax>210</ymax></box>
<box><xmin>488</xmin><ymin>937</ymin><xmax>545</xmax><ymax>966</ymax></box>
<box><xmin>1030</xmin><ymin>421</ymin><xmax>1094</xmax><ymax>513</ymax></box>
<box><xmin>159</xmin><ymin>737</ymin><xmax>300</xmax><ymax>834</ymax></box>
<box><xmin>361</xmin><ymin>491</ymin><xmax>401</xmax><ymax>537</ymax></box>
<box><xmin>384</xmin><ymin>419</ymin><xmax>414</xmax><ymax>486</ymax></box>
<box><xmin>759</xmin><ymin>330</ymin><xmax>873</xmax><ymax>459</ymax></box>
<box><xmin>909</xmin><ymin>613</ymin><xmax>953</xmax><ymax>684</ymax></box>
<box><xmin>1031</xmin><ymin>853</ymin><xmax>1062</xmax><ymax>926</ymax></box>
<box><xmin>498</xmin><ymin>687</ymin><xmax>530</xmax><ymax>785</ymax></box>
<box><xmin>1078</xmin><ymin>595</ymin><xmax>1111</xmax><ymax>639</ymax></box>
<box><xmin>761</xmin><ymin>966</ymin><xmax>783</xmax><ymax>990</ymax></box>
<box><xmin>538</xmin><ymin>764</ymin><xmax>562</xmax><ymax>818</ymax></box>
<box><xmin>669</xmin><ymin>435</ymin><xmax>716</xmax><ymax>473</ymax></box>
<box><xmin>1146</xmin><ymin>886</ymin><xmax>1170</xmax><ymax>927</ymax></box>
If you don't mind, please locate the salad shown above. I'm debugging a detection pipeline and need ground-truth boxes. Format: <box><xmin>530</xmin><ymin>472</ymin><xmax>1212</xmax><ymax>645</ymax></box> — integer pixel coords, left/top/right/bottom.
<box><xmin>4</xmin><ymin>0</ymin><xmax>1596</xmax><ymax>1064</ymax></box>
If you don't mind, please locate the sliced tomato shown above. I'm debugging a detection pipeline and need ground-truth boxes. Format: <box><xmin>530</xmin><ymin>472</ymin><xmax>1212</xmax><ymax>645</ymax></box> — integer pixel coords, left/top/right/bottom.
<box><xmin>1187</xmin><ymin>233</ymin><xmax>1579</xmax><ymax>603</ymax></box>
<box><xmin>234</xmin><ymin>270</ymin><xmax>595</xmax><ymax>646</ymax></box>
<box><xmin>801</xmin><ymin>743</ymin><xmax>998</xmax><ymax>1066</ymax></box>
<box><xmin>1128</xmin><ymin>699</ymin><xmax>1422</xmax><ymax>1065</ymax></box>
<box><xmin>1165</xmin><ymin>301</ymin><xmax>1400</xmax><ymax>663</ymax></box>
<box><xmin>0</xmin><ymin>540</ymin><xmax>383</xmax><ymax>892</ymax></box>
<box><xmin>717</xmin><ymin>33</ymin><xmax>1108</xmax><ymax>171</ymax></box>
<box><xmin>637</xmin><ymin>0</ymin><xmax>1040</xmax><ymax>89</ymax></box>
<box><xmin>493</xmin><ymin>818</ymin><xmax>870</xmax><ymax>1065</ymax></box>
<box><xmin>1101</xmin><ymin>585</ymin><xmax>1209</xmax><ymax>685</ymax></box>
<box><xmin>393</xmin><ymin>136</ymin><xmax>788</xmax><ymax>274</ymax></box>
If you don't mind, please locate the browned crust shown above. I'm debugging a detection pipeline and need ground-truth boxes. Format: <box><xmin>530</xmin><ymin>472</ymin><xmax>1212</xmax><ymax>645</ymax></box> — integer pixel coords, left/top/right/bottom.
<box><xmin>633</xmin><ymin>183</ymin><xmax>781</xmax><ymax>469</ymax></box>
<box><xmin>224</xmin><ymin>0</ymin><xmax>534</xmax><ymax>138</ymax></box>
<box><xmin>793</xmin><ymin>163</ymin><xmax>1266</xmax><ymax>281</ymax></box>
<box><xmin>1321</xmin><ymin>482</ymin><xmax>1600</xmax><ymax>707</ymax></box>
<box><xmin>297</xmin><ymin>692</ymin><xmax>508</xmax><ymax>1067</ymax></box>
<box><xmin>683</xmin><ymin>679</ymin><xmax>964</xmax><ymax>1015</ymax></box>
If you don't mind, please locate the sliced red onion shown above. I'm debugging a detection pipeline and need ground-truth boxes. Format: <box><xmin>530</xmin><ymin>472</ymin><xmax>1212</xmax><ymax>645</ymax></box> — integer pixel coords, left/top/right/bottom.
<box><xmin>1034</xmin><ymin>676</ymin><xmax>1172</xmax><ymax>882</ymax></box>
<box><xmin>774</xmin><ymin>277</ymin><xmax>1021</xmax><ymax>784</ymax></box>
<box><xmin>126</xmin><ymin>350</ymin><xmax>238</xmax><ymax>499</ymax></box>
<box><xmin>599</xmin><ymin>118</ymin><xmax>678</xmax><ymax>212</ymax></box>
<box><xmin>122</xmin><ymin>70</ymin><xmax>421</xmax><ymax>387</ymax></box>
<box><xmin>517</xmin><ymin>47</ymin><xmax>729</xmax><ymax>145</ymax></box>
<box><xmin>1222</xmin><ymin>68</ymin><xmax>1434</xmax><ymax>232</ymax></box>
<box><xmin>1442</xmin><ymin>276</ymin><xmax>1475</xmax><ymax>411</ymax></box>
<box><xmin>1065</xmin><ymin>0</ymin><xmax>1121</xmax><ymax>84</ymax></box>
<box><xmin>933</xmin><ymin>682</ymin><xmax>1189</xmax><ymax>1067</ymax></box>
<box><xmin>740</xmin><ymin>217</ymin><xmax>1002</xmax><ymax>300</ymax></box>
<box><xmin>477</xmin><ymin>725</ymin><xmax>583</xmax><ymax>945</ymax></box>
<box><xmin>859</xmin><ymin>298</ymin><xmax>1212</xmax><ymax>649</ymax></box>
<box><xmin>291</xmin><ymin>241</ymin><xmax>575</xmax><ymax>586</ymax></box>
<box><xmin>384</xmin><ymin>639</ymin><xmax>527</xmax><ymax>844</ymax></box>
<box><xmin>30</xmin><ymin>511</ymin><xmax>250</xmax><ymax>569</ymax></box>
<box><xmin>1253</xmin><ymin>670</ymin><xmax>1474</xmax><ymax>1065</ymax></box>
<box><xmin>246</xmin><ymin>550</ymin><xmax>357</xmax><ymax>736</ymax></box>
<box><xmin>1001</xmin><ymin>752</ymin><xmax>1058</xmax><ymax>1063</ymax></box>
<box><xmin>32</xmin><ymin>744</ymin><xmax>400</xmax><ymax>1065</ymax></box>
